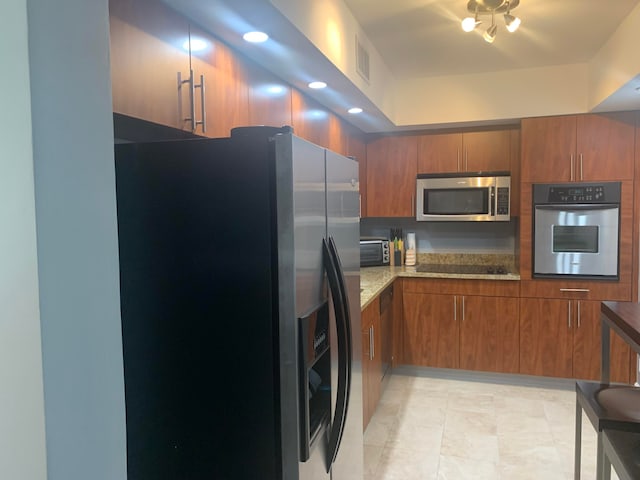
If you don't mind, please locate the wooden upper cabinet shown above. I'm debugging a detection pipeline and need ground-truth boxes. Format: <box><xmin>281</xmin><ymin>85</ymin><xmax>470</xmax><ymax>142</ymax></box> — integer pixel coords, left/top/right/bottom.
<box><xmin>417</xmin><ymin>130</ymin><xmax>511</xmax><ymax>174</ymax></box>
<box><xmin>417</xmin><ymin>133</ymin><xmax>462</xmax><ymax>173</ymax></box>
<box><xmin>243</xmin><ymin>62</ymin><xmax>292</xmax><ymax>129</ymax></box>
<box><xmin>189</xmin><ymin>26</ymin><xmax>249</xmax><ymax>138</ymax></box>
<box><xmin>109</xmin><ymin>0</ymin><xmax>191</xmax><ymax>130</ymax></box>
<box><xmin>346</xmin><ymin>133</ymin><xmax>367</xmax><ymax>217</ymax></box>
<box><xmin>521</xmin><ymin>113</ymin><xmax>635</xmax><ymax>182</ymax></box>
<box><xmin>366</xmin><ymin>136</ymin><xmax>418</xmax><ymax>217</ymax></box>
<box><xmin>290</xmin><ymin>89</ymin><xmax>330</xmax><ymax>148</ymax></box>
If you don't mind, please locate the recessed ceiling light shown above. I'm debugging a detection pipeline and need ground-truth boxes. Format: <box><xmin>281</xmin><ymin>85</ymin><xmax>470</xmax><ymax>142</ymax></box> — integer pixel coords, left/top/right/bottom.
<box><xmin>348</xmin><ymin>107</ymin><xmax>363</xmax><ymax>114</ymax></box>
<box><xmin>182</xmin><ymin>38</ymin><xmax>208</xmax><ymax>52</ymax></box>
<box><xmin>190</xmin><ymin>38</ymin><xmax>208</xmax><ymax>52</ymax></box>
<box><xmin>308</xmin><ymin>81</ymin><xmax>327</xmax><ymax>89</ymax></box>
<box><xmin>243</xmin><ymin>31</ymin><xmax>269</xmax><ymax>43</ymax></box>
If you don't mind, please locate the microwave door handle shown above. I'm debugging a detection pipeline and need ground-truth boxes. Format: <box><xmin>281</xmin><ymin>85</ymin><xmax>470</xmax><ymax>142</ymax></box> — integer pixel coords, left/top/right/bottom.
<box><xmin>322</xmin><ymin>237</ymin><xmax>351</xmax><ymax>471</ymax></box>
<box><xmin>490</xmin><ymin>186</ymin><xmax>496</xmax><ymax>216</ymax></box>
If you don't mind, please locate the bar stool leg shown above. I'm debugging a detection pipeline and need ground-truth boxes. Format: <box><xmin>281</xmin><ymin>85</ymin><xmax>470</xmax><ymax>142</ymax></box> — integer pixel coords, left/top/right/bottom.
<box><xmin>575</xmin><ymin>398</ymin><xmax>582</xmax><ymax>480</ymax></box>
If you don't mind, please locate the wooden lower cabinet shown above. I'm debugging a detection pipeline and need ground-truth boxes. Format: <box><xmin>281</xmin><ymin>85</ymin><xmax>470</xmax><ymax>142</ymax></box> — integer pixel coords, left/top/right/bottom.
<box><xmin>519</xmin><ymin>298</ymin><xmax>631</xmax><ymax>382</ymax></box>
<box><xmin>403</xmin><ymin>291</ymin><xmax>519</xmax><ymax>373</ymax></box>
<box><xmin>362</xmin><ymin>297</ymin><xmax>381</xmax><ymax>430</ymax></box>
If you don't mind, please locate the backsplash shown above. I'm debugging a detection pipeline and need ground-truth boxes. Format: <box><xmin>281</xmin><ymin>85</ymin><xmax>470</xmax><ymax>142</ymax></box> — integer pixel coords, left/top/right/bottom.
<box><xmin>360</xmin><ymin>217</ymin><xmax>517</xmax><ymax>254</ymax></box>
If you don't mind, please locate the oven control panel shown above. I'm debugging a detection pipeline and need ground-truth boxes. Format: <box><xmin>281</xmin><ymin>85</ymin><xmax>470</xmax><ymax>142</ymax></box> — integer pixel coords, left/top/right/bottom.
<box><xmin>534</xmin><ymin>182</ymin><xmax>621</xmax><ymax>204</ymax></box>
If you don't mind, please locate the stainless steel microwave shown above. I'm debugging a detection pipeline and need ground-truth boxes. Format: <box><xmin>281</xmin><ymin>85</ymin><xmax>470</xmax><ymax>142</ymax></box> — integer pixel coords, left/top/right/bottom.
<box><xmin>415</xmin><ymin>172</ymin><xmax>511</xmax><ymax>222</ymax></box>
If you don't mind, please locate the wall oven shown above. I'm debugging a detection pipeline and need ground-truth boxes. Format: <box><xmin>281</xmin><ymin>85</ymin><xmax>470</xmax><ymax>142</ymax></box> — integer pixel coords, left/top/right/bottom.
<box><xmin>533</xmin><ymin>182</ymin><xmax>621</xmax><ymax>279</ymax></box>
<box><xmin>416</xmin><ymin>171</ymin><xmax>510</xmax><ymax>221</ymax></box>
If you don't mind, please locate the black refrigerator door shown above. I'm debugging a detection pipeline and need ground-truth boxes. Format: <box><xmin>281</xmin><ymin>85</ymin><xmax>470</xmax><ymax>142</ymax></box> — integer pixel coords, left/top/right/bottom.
<box><xmin>322</xmin><ymin>236</ymin><xmax>353</xmax><ymax>471</ymax></box>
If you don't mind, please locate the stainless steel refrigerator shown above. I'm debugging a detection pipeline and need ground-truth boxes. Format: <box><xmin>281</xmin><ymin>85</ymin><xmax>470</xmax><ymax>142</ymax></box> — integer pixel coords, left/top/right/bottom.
<box><xmin>114</xmin><ymin>126</ymin><xmax>363</xmax><ymax>480</ymax></box>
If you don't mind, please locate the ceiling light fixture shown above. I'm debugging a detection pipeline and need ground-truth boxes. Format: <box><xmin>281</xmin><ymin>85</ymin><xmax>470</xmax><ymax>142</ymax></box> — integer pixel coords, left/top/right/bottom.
<box><xmin>461</xmin><ymin>0</ymin><xmax>521</xmax><ymax>43</ymax></box>
<box><xmin>243</xmin><ymin>31</ymin><xmax>269</xmax><ymax>43</ymax></box>
<box><xmin>348</xmin><ymin>107</ymin><xmax>363</xmax><ymax>114</ymax></box>
<box><xmin>308</xmin><ymin>81</ymin><xmax>327</xmax><ymax>89</ymax></box>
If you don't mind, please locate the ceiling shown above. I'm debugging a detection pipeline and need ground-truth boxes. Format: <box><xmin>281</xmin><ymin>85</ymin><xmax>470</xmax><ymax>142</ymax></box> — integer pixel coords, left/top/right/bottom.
<box><xmin>165</xmin><ymin>0</ymin><xmax>640</xmax><ymax>132</ymax></box>
<box><xmin>342</xmin><ymin>0</ymin><xmax>640</xmax><ymax>78</ymax></box>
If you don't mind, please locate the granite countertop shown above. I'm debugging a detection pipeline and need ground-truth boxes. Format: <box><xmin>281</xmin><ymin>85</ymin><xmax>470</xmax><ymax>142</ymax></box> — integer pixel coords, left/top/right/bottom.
<box><xmin>360</xmin><ymin>254</ymin><xmax>520</xmax><ymax>309</ymax></box>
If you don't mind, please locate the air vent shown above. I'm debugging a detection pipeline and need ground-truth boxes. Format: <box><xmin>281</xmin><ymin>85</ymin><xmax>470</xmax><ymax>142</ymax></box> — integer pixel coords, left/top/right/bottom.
<box><xmin>355</xmin><ymin>36</ymin><xmax>370</xmax><ymax>83</ymax></box>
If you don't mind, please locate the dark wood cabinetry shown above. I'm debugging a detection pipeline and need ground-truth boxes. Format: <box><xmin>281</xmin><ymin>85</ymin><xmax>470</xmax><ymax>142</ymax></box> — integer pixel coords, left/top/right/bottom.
<box><xmin>521</xmin><ymin>113</ymin><xmax>635</xmax><ymax>182</ymax></box>
<box><xmin>519</xmin><ymin>298</ymin><xmax>631</xmax><ymax>382</ymax></box>
<box><xmin>402</xmin><ymin>279</ymin><xmax>519</xmax><ymax>374</ymax></box>
<box><xmin>361</xmin><ymin>297</ymin><xmax>381</xmax><ymax>430</ymax></box>
<box><xmin>110</xmin><ymin>0</ymin><xmax>191</xmax><ymax>131</ymax></box>
<box><xmin>417</xmin><ymin>130</ymin><xmax>511</xmax><ymax>174</ymax></box>
<box><xmin>365</xmin><ymin>136</ymin><xmax>418</xmax><ymax>217</ymax></box>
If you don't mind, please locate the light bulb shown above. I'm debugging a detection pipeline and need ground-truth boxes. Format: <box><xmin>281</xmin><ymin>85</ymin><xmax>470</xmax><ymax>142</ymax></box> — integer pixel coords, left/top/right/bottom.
<box><xmin>461</xmin><ymin>17</ymin><xmax>478</xmax><ymax>32</ymax></box>
<box><xmin>504</xmin><ymin>14</ymin><xmax>521</xmax><ymax>32</ymax></box>
<box><xmin>483</xmin><ymin>24</ymin><xmax>497</xmax><ymax>43</ymax></box>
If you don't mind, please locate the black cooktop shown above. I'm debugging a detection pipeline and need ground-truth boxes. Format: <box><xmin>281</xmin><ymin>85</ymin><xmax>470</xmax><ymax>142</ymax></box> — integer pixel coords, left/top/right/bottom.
<box><xmin>416</xmin><ymin>263</ymin><xmax>510</xmax><ymax>275</ymax></box>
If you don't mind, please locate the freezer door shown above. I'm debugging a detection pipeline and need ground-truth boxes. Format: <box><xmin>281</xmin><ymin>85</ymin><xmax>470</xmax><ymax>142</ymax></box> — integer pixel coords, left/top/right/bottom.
<box><xmin>325</xmin><ymin>150</ymin><xmax>363</xmax><ymax>480</ymax></box>
<box><xmin>274</xmin><ymin>133</ymin><xmax>331</xmax><ymax>480</ymax></box>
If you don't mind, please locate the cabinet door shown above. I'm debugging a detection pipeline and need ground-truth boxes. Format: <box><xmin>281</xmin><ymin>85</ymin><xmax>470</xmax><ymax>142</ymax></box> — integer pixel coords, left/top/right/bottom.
<box><xmin>110</xmin><ymin>0</ymin><xmax>191</xmax><ymax>130</ymax></box>
<box><xmin>459</xmin><ymin>296</ymin><xmax>519</xmax><ymax>373</ymax></box>
<box><xmin>521</xmin><ymin>116</ymin><xmax>577</xmax><ymax>182</ymax></box>
<box><xmin>573</xmin><ymin>300</ymin><xmax>631</xmax><ymax>382</ymax></box>
<box><xmin>417</xmin><ymin>133</ymin><xmax>462</xmax><ymax>173</ymax></box>
<box><xmin>576</xmin><ymin>112</ymin><xmax>635</xmax><ymax>181</ymax></box>
<box><xmin>361</xmin><ymin>299</ymin><xmax>380</xmax><ymax>430</ymax></box>
<box><xmin>190</xmin><ymin>26</ymin><xmax>249</xmax><ymax>139</ymax></box>
<box><xmin>462</xmin><ymin>130</ymin><xmax>511</xmax><ymax>172</ymax></box>
<box><xmin>519</xmin><ymin>298</ymin><xmax>573</xmax><ymax>377</ymax></box>
<box><xmin>243</xmin><ymin>61</ymin><xmax>292</xmax><ymax>130</ymax></box>
<box><xmin>366</xmin><ymin>136</ymin><xmax>418</xmax><ymax>217</ymax></box>
<box><xmin>403</xmin><ymin>293</ymin><xmax>458</xmax><ymax>368</ymax></box>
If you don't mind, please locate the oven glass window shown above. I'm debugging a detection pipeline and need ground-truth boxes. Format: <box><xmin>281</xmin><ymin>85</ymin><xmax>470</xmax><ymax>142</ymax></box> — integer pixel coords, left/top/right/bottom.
<box><xmin>552</xmin><ymin>225</ymin><xmax>599</xmax><ymax>253</ymax></box>
<box><xmin>424</xmin><ymin>188</ymin><xmax>488</xmax><ymax>215</ymax></box>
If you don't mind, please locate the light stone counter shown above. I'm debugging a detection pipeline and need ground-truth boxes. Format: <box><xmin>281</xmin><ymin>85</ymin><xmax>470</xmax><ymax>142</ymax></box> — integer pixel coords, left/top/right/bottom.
<box><xmin>360</xmin><ymin>264</ymin><xmax>520</xmax><ymax>310</ymax></box>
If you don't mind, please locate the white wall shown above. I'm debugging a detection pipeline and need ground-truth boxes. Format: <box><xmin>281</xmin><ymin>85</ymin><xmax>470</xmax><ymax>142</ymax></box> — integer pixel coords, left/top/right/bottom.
<box><xmin>26</xmin><ymin>0</ymin><xmax>127</xmax><ymax>478</ymax></box>
<box><xmin>0</xmin><ymin>1</ymin><xmax>47</xmax><ymax>478</ymax></box>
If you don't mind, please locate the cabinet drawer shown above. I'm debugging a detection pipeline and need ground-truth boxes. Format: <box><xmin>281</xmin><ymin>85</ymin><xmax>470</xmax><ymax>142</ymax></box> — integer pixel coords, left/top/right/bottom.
<box><xmin>403</xmin><ymin>278</ymin><xmax>519</xmax><ymax>297</ymax></box>
<box><xmin>520</xmin><ymin>280</ymin><xmax>631</xmax><ymax>301</ymax></box>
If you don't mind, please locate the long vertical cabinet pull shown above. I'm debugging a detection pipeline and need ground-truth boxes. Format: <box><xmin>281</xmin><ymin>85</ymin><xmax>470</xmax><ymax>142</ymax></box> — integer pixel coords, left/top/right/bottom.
<box><xmin>579</xmin><ymin>154</ymin><xmax>584</xmax><ymax>181</ymax></box>
<box><xmin>577</xmin><ymin>301</ymin><xmax>581</xmax><ymax>328</ymax></box>
<box><xmin>369</xmin><ymin>326</ymin><xmax>374</xmax><ymax>361</ymax></box>
<box><xmin>461</xmin><ymin>296</ymin><xmax>465</xmax><ymax>322</ymax></box>
<box><xmin>568</xmin><ymin>301</ymin><xmax>572</xmax><ymax>328</ymax></box>
<box><xmin>453</xmin><ymin>296</ymin><xmax>457</xmax><ymax>322</ymax></box>
<box><xmin>570</xmin><ymin>154</ymin><xmax>575</xmax><ymax>181</ymax></box>
<box><xmin>456</xmin><ymin>149</ymin><xmax>460</xmax><ymax>172</ymax></box>
<box><xmin>177</xmin><ymin>71</ymin><xmax>206</xmax><ymax>133</ymax></box>
<box><xmin>195</xmin><ymin>73</ymin><xmax>206</xmax><ymax>133</ymax></box>
<box><xmin>178</xmin><ymin>71</ymin><xmax>195</xmax><ymax>132</ymax></box>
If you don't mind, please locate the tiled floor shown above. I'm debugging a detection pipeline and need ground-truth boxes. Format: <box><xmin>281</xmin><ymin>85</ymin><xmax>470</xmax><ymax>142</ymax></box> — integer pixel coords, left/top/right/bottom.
<box><xmin>364</xmin><ymin>368</ymin><xmax>620</xmax><ymax>480</ymax></box>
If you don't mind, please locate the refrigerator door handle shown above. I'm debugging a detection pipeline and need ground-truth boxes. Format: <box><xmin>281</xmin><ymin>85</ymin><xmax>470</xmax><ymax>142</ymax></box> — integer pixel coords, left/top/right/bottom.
<box><xmin>322</xmin><ymin>237</ymin><xmax>352</xmax><ymax>471</ymax></box>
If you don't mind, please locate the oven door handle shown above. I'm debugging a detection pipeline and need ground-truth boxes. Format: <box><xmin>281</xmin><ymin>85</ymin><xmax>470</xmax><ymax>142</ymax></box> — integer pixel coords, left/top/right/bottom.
<box><xmin>534</xmin><ymin>204</ymin><xmax>619</xmax><ymax>211</ymax></box>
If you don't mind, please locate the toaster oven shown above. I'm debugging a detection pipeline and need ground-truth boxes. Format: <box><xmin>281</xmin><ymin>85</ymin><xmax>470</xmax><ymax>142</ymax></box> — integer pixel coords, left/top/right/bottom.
<box><xmin>360</xmin><ymin>237</ymin><xmax>390</xmax><ymax>267</ymax></box>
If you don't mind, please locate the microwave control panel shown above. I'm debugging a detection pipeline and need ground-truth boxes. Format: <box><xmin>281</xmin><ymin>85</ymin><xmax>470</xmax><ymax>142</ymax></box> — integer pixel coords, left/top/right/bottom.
<box><xmin>496</xmin><ymin>187</ymin><xmax>509</xmax><ymax>214</ymax></box>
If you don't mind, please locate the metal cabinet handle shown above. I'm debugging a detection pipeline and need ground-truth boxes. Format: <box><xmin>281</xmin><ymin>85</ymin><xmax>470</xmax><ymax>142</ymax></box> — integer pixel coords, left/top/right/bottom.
<box><xmin>579</xmin><ymin>153</ymin><xmax>583</xmax><ymax>181</ymax></box>
<box><xmin>178</xmin><ymin>70</ymin><xmax>195</xmax><ymax>132</ymax></box>
<box><xmin>411</xmin><ymin>194</ymin><xmax>415</xmax><ymax>217</ymax></box>
<box><xmin>570</xmin><ymin>154</ymin><xmax>574</xmax><ymax>181</ymax></box>
<box><xmin>461</xmin><ymin>296</ymin><xmax>465</xmax><ymax>322</ymax></box>
<box><xmin>194</xmin><ymin>73</ymin><xmax>206</xmax><ymax>133</ymax></box>
<box><xmin>568</xmin><ymin>301</ymin><xmax>572</xmax><ymax>328</ymax></box>
<box><xmin>560</xmin><ymin>288</ymin><xmax>590</xmax><ymax>293</ymax></box>
<box><xmin>453</xmin><ymin>296</ymin><xmax>457</xmax><ymax>322</ymax></box>
<box><xmin>577</xmin><ymin>301</ymin><xmax>581</xmax><ymax>328</ymax></box>
<box><xmin>370</xmin><ymin>325</ymin><xmax>374</xmax><ymax>360</ymax></box>
<box><xmin>465</xmin><ymin>150</ymin><xmax>468</xmax><ymax>171</ymax></box>
<box><xmin>457</xmin><ymin>149</ymin><xmax>460</xmax><ymax>172</ymax></box>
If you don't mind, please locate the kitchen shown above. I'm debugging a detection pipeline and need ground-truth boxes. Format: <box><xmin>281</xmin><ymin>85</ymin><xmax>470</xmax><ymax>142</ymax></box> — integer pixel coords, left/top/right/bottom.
<box><xmin>4</xmin><ymin>1</ymin><xmax>640</xmax><ymax>480</ymax></box>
